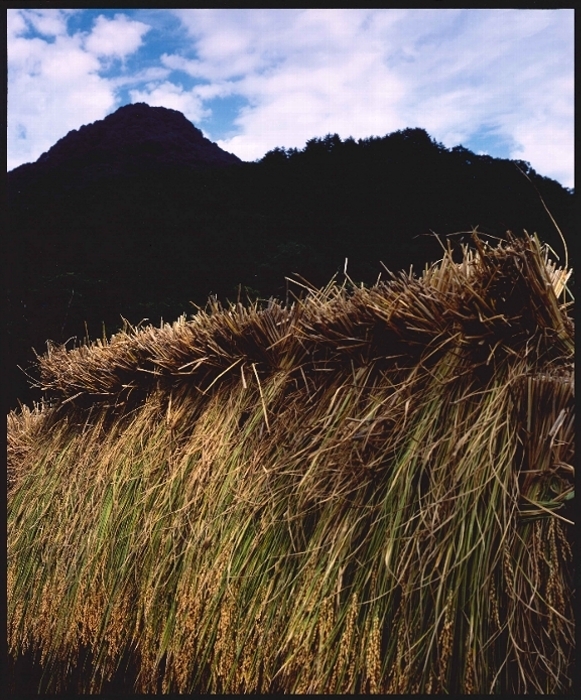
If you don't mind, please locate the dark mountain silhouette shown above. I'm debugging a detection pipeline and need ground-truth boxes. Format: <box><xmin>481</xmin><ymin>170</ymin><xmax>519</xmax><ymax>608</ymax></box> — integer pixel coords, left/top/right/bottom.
<box><xmin>6</xmin><ymin>105</ymin><xmax>574</xmax><ymax>411</ymax></box>
<box><xmin>9</xmin><ymin>103</ymin><xmax>241</xmax><ymax>189</ymax></box>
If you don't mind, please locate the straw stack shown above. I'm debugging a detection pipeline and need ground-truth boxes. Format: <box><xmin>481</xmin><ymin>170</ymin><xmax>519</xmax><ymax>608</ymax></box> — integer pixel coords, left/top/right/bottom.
<box><xmin>8</xmin><ymin>233</ymin><xmax>574</xmax><ymax>693</ymax></box>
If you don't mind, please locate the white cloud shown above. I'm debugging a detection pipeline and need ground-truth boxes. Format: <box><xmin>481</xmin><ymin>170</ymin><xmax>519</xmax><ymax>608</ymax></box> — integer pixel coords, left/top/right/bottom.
<box><xmin>7</xmin><ymin>8</ymin><xmax>28</xmax><ymax>37</ymax></box>
<box><xmin>110</xmin><ymin>66</ymin><xmax>173</xmax><ymax>89</ymax></box>
<box><xmin>192</xmin><ymin>81</ymin><xmax>237</xmax><ymax>101</ymax></box>
<box><xmin>160</xmin><ymin>53</ymin><xmax>213</xmax><ymax>82</ymax></box>
<box><xmin>128</xmin><ymin>82</ymin><xmax>210</xmax><ymax>124</ymax></box>
<box><xmin>18</xmin><ymin>8</ymin><xmax>74</xmax><ymax>38</ymax></box>
<box><xmin>84</xmin><ymin>13</ymin><xmax>151</xmax><ymax>59</ymax></box>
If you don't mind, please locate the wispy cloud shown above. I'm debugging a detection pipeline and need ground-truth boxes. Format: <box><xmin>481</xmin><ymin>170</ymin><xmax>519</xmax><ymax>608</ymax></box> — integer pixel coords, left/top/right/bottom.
<box><xmin>7</xmin><ymin>9</ymin><xmax>573</xmax><ymax>188</ymax></box>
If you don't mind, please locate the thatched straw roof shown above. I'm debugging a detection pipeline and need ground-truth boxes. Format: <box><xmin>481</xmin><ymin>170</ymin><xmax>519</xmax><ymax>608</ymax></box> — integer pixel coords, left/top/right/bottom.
<box><xmin>8</xmin><ymin>233</ymin><xmax>574</xmax><ymax>693</ymax></box>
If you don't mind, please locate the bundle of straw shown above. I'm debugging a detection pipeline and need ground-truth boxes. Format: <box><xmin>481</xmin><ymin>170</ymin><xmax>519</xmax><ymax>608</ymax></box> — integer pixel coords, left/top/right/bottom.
<box><xmin>8</xmin><ymin>233</ymin><xmax>574</xmax><ymax>693</ymax></box>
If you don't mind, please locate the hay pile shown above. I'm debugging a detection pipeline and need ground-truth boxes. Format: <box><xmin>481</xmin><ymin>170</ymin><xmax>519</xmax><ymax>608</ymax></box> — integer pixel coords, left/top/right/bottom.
<box><xmin>8</xmin><ymin>233</ymin><xmax>574</xmax><ymax>693</ymax></box>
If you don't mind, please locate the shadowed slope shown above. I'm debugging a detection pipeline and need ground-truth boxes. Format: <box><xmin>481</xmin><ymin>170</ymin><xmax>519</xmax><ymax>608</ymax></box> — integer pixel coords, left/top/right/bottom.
<box><xmin>11</xmin><ymin>102</ymin><xmax>241</xmax><ymax>178</ymax></box>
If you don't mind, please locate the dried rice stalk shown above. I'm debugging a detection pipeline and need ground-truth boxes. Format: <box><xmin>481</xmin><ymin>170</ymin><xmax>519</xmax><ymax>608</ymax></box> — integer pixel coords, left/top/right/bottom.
<box><xmin>8</xmin><ymin>233</ymin><xmax>574</xmax><ymax>693</ymax></box>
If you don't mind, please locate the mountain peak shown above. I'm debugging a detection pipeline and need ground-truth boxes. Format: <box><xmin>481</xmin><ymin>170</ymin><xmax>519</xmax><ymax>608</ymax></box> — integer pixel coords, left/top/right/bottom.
<box><xmin>30</xmin><ymin>102</ymin><xmax>241</xmax><ymax>175</ymax></box>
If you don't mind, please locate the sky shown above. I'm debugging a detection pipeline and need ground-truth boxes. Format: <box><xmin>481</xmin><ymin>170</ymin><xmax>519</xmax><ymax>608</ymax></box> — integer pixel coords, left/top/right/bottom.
<box><xmin>7</xmin><ymin>8</ymin><xmax>574</xmax><ymax>189</ymax></box>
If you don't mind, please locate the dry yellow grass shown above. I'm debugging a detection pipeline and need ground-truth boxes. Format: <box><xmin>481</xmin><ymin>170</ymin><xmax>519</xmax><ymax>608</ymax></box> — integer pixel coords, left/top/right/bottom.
<box><xmin>8</xmin><ymin>232</ymin><xmax>574</xmax><ymax>693</ymax></box>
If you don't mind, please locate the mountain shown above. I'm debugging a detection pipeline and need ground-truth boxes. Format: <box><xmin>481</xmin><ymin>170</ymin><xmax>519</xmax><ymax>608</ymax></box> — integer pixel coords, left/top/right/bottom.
<box><xmin>9</xmin><ymin>103</ymin><xmax>241</xmax><ymax>187</ymax></box>
<box><xmin>6</xmin><ymin>113</ymin><xmax>574</xmax><ymax>412</ymax></box>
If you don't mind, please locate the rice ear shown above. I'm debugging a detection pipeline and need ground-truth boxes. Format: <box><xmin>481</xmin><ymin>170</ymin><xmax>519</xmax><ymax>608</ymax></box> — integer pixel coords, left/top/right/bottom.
<box><xmin>8</xmin><ymin>233</ymin><xmax>574</xmax><ymax>693</ymax></box>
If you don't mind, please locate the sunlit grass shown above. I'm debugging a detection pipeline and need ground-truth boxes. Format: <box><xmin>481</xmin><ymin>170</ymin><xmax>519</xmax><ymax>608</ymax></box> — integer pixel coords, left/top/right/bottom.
<box><xmin>8</xmin><ymin>233</ymin><xmax>574</xmax><ymax>693</ymax></box>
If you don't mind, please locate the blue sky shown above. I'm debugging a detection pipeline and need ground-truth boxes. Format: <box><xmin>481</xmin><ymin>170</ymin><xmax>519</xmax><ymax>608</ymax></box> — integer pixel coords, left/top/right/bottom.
<box><xmin>7</xmin><ymin>8</ymin><xmax>574</xmax><ymax>188</ymax></box>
